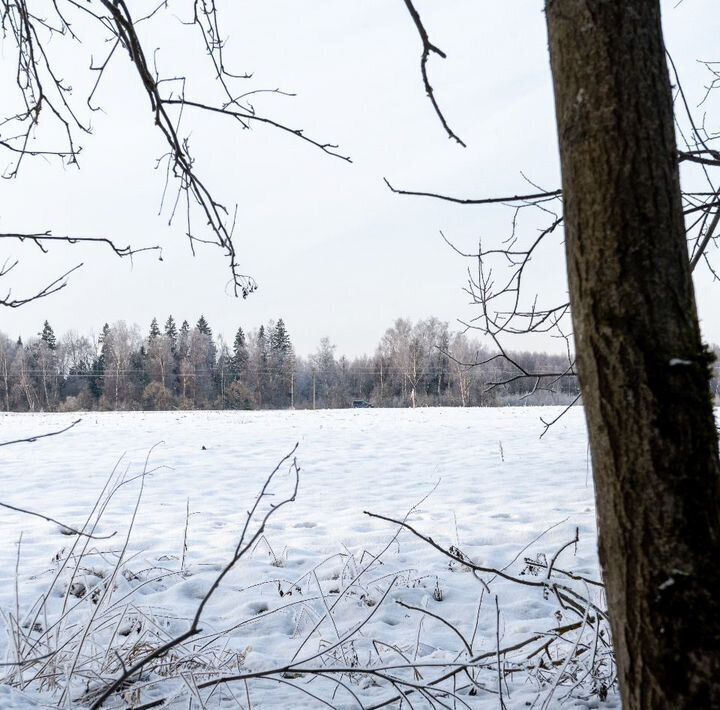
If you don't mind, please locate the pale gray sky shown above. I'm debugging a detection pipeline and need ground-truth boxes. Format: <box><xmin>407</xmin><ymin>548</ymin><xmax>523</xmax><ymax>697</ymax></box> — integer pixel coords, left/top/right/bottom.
<box><xmin>2</xmin><ymin>1</ymin><xmax>718</xmax><ymax>355</ymax></box>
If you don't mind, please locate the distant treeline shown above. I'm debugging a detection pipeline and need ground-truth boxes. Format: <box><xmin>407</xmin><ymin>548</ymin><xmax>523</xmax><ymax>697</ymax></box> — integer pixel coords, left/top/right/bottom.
<box><xmin>3</xmin><ymin>315</ymin><xmax>710</xmax><ymax>413</ymax></box>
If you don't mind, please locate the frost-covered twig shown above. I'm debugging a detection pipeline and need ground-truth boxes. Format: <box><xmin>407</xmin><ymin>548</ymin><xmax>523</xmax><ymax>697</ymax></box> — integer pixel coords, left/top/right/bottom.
<box><xmin>88</xmin><ymin>444</ymin><xmax>300</xmax><ymax>708</ymax></box>
<box><xmin>0</xmin><ymin>502</ymin><xmax>116</xmax><ymax>541</ymax></box>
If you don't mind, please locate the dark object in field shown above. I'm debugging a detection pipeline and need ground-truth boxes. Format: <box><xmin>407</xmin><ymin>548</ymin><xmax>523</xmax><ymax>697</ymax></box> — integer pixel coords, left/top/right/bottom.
<box><xmin>352</xmin><ymin>400</ymin><xmax>374</xmax><ymax>409</ymax></box>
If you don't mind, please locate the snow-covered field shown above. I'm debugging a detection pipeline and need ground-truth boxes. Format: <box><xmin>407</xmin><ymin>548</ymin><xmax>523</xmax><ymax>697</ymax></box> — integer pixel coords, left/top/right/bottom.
<box><xmin>0</xmin><ymin>407</ymin><xmax>616</xmax><ymax>709</ymax></box>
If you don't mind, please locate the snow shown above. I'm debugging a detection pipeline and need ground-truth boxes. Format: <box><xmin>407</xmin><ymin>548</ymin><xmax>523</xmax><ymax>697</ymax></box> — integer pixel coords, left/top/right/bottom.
<box><xmin>0</xmin><ymin>407</ymin><xmax>616</xmax><ymax>708</ymax></box>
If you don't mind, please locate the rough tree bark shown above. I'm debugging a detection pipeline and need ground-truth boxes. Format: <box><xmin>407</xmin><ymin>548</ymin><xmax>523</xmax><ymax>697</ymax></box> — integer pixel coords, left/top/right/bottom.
<box><xmin>545</xmin><ymin>1</ymin><xmax>720</xmax><ymax>707</ymax></box>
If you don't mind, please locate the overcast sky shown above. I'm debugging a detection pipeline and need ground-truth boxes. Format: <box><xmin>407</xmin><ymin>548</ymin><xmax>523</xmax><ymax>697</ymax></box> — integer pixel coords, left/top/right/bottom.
<box><xmin>2</xmin><ymin>0</ymin><xmax>719</xmax><ymax>356</ymax></box>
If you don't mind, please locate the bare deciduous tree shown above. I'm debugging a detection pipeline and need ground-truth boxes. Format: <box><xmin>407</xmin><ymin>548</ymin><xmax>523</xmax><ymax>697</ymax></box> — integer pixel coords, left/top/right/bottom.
<box><xmin>395</xmin><ymin>0</ymin><xmax>720</xmax><ymax>706</ymax></box>
<box><xmin>547</xmin><ymin>2</ymin><xmax>720</xmax><ymax>706</ymax></box>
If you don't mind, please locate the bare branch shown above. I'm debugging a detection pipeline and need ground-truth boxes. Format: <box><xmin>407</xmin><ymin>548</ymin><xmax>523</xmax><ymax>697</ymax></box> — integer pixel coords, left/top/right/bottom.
<box><xmin>0</xmin><ymin>263</ymin><xmax>83</xmax><ymax>308</ymax></box>
<box><xmin>0</xmin><ymin>501</ymin><xmax>116</xmax><ymax>540</ymax></box>
<box><xmin>89</xmin><ymin>444</ymin><xmax>300</xmax><ymax>709</ymax></box>
<box><xmin>0</xmin><ymin>233</ymin><xmax>163</xmax><ymax>260</ymax></box>
<box><xmin>400</xmin><ymin>0</ymin><xmax>466</xmax><ymax>146</ymax></box>
<box><xmin>0</xmin><ymin>417</ymin><xmax>82</xmax><ymax>447</ymax></box>
<box><xmin>384</xmin><ymin>178</ymin><xmax>562</xmax><ymax>205</ymax></box>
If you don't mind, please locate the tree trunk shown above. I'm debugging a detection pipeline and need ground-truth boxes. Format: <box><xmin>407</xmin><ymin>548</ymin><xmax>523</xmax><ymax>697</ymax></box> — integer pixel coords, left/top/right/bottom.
<box><xmin>545</xmin><ymin>1</ymin><xmax>720</xmax><ymax>707</ymax></box>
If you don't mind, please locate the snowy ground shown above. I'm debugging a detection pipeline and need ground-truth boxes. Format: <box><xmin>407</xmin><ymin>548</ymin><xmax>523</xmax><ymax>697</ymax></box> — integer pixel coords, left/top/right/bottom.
<box><xmin>0</xmin><ymin>407</ymin><xmax>616</xmax><ymax>709</ymax></box>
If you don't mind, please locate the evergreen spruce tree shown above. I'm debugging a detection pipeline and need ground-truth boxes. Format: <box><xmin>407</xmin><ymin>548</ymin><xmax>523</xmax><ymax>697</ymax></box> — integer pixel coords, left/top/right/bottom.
<box><xmin>99</xmin><ymin>323</ymin><xmax>111</xmax><ymax>357</ymax></box>
<box><xmin>129</xmin><ymin>346</ymin><xmax>149</xmax><ymax>402</ymax></box>
<box><xmin>269</xmin><ymin>318</ymin><xmax>295</xmax><ymax>406</ymax></box>
<box><xmin>161</xmin><ymin>315</ymin><xmax>179</xmax><ymax>394</ymax></box>
<box><xmin>32</xmin><ymin>320</ymin><xmax>59</xmax><ymax>409</ymax></box>
<box><xmin>39</xmin><ymin>321</ymin><xmax>57</xmax><ymax>350</ymax></box>
<box><xmin>196</xmin><ymin>315</ymin><xmax>212</xmax><ymax>337</ymax></box>
<box><xmin>255</xmin><ymin>326</ymin><xmax>269</xmax><ymax>406</ymax></box>
<box><xmin>89</xmin><ymin>323</ymin><xmax>111</xmax><ymax>400</ymax></box>
<box><xmin>164</xmin><ymin>315</ymin><xmax>178</xmax><ymax>352</ymax></box>
<box><xmin>257</xmin><ymin>326</ymin><xmax>268</xmax><ymax>362</ymax></box>
<box><xmin>230</xmin><ymin>326</ymin><xmax>249</xmax><ymax>381</ymax></box>
<box><xmin>149</xmin><ymin>317</ymin><xmax>161</xmax><ymax>340</ymax></box>
<box><xmin>175</xmin><ymin>320</ymin><xmax>192</xmax><ymax>400</ymax></box>
<box><xmin>270</xmin><ymin>319</ymin><xmax>292</xmax><ymax>356</ymax></box>
<box><xmin>178</xmin><ymin>320</ymin><xmax>190</xmax><ymax>359</ymax></box>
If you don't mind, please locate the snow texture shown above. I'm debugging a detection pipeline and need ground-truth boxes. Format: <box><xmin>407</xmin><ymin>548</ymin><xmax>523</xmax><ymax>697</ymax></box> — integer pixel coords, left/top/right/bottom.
<box><xmin>0</xmin><ymin>407</ymin><xmax>616</xmax><ymax>708</ymax></box>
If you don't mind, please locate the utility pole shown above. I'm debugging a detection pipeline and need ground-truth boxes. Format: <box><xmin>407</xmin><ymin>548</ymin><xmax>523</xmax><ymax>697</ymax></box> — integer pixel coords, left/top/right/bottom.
<box><xmin>290</xmin><ymin>370</ymin><xmax>294</xmax><ymax>409</ymax></box>
<box><xmin>312</xmin><ymin>368</ymin><xmax>316</xmax><ymax>410</ymax></box>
